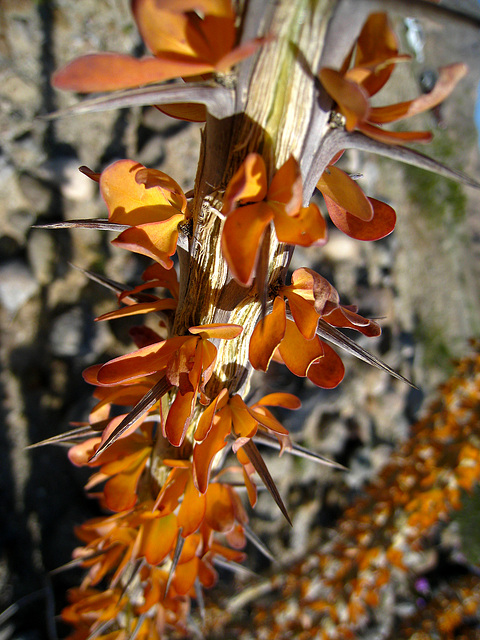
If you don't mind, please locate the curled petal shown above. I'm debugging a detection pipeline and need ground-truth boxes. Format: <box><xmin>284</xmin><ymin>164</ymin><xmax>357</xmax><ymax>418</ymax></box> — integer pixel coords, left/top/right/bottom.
<box><xmin>325</xmin><ymin>195</ymin><xmax>396</xmax><ymax>241</ymax></box>
<box><xmin>358</xmin><ymin>121</ymin><xmax>432</xmax><ymax>145</ymax></box>
<box><xmin>95</xmin><ymin>298</ymin><xmax>177</xmax><ymax>322</ymax></box>
<box><xmin>323</xmin><ymin>306</ymin><xmax>381</xmax><ymax>337</ymax></box>
<box><xmin>284</xmin><ymin>290</ymin><xmax>320</xmax><ymax>340</ymax></box>
<box><xmin>100</xmin><ymin>159</ymin><xmax>185</xmax><ymax>224</ymax></box>
<box><xmin>369</xmin><ymin>63</ymin><xmax>468</xmax><ymax>124</ymax></box>
<box><xmin>112</xmin><ymin>215</ymin><xmax>185</xmax><ymax>269</ymax></box>
<box><xmin>317</xmin><ymin>165</ymin><xmax>373</xmax><ymax>221</ymax></box>
<box><xmin>289</xmin><ymin>267</ymin><xmax>340</xmax><ymax>314</ymax></box>
<box><xmin>306</xmin><ymin>342</ymin><xmax>345</xmax><ymax>389</ymax></box>
<box><xmin>278</xmin><ymin>320</ymin><xmax>326</xmax><ymax>378</ymax></box>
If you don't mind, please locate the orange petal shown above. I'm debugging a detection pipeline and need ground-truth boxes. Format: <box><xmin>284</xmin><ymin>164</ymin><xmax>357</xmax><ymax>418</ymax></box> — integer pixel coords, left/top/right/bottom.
<box><xmin>358</xmin><ymin>121</ymin><xmax>432</xmax><ymax>145</ymax></box>
<box><xmin>284</xmin><ymin>290</ymin><xmax>319</xmax><ymax>340</ymax></box>
<box><xmin>289</xmin><ymin>267</ymin><xmax>339</xmax><ymax>314</ymax></box>
<box><xmin>369</xmin><ymin>63</ymin><xmax>467</xmax><ymax>124</ymax></box>
<box><xmin>96</xmin><ymin>337</ymin><xmax>186</xmax><ymax>385</ymax></box>
<box><xmin>140</xmin><ymin>513</ymin><xmax>178</xmax><ymax>565</ymax></box>
<box><xmin>134</xmin><ymin>167</ymin><xmax>187</xmax><ymax>212</ymax></box>
<box><xmin>249</xmin><ymin>297</ymin><xmax>286</xmax><ymax>371</ymax></box>
<box><xmin>189</xmin><ymin>324</ymin><xmax>243</xmax><ymax>339</ymax></box>
<box><xmin>142</xmin><ymin>262</ymin><xmax>180</xmax><ymax>299</ymax></box>
<box><xmin>164</xmin><ymin>390</ymin><xmax>196</xmax><ymax>447</ymax></box>
<box><xmin>278</xmin><ymin>320</ymin><xmax>324</xmax><ymax>377</ymax></box>
<box><xmin>100</xmin><ymin>160</ymin><xmax>185</xmax><ymax>224</ymax></box>
<box><xmin>318</xmin><ymin>165</ymin><xmax>373</xmax><ymax>221</ymax></box>
<box><xmin>193</xmin><ymin>407</ymin><xmax>232</xmax><ymax>493</ymax></box>
<box><xmin>273</xmin><ymin>202</ymin><xmax>327</xmax><ymax>246</ymax></box>
<box><xmin>52</xmin><ymin>53</ymin><xmax>213</xmax><ymax>92</ymax></box>
<box><xmin>103</xmin><ymin>451</ymin><xmax>149</xmax><ymax>512</ymax></box>
<box><xmin>319</xmin><ymin>67</ymin><xmax>370</xmax><ymax>130</ymax></box>
<box><xmin>306</xmin><ymin>342</ymin><xmax>345</xmax><ymax>389</ymax></box>
<box><xmin>221</xmin><ymin>202</ymin><xmax>274</xmax><ymax>286</ymax></box>
<box><xmin>68</xmin><ymin>439</ymin><xmax>100</xmax><ymax>467</ymax></box>
<box><xmin>112</xmin><ymin>215</ymin><xmax>185</xmax><ymax>269</ymax></box>
<box><xmin>222</xmin><ymin>153</ymin><xmax>267</xmax><ymax>214</ymax></box>
<box><xmin>156</xmin><ymin>103</ymin><xmax>207</xmax><ymax>122</ymax></box>
<box><xmin>154</xmin><ymin>467</ymin><xmax>189</xmax><ymax>514</ymax></box>
<box><xmin>325</xmin><ymin>195</ymin><xmax>396</xmax><ymax>241</ymax></box>
<box><xmin>133</xmin><ymin>0</ymin><xmax>235</xmax><ymax>64</ymax></box>
<box><xmin>256</xmin><ymin>393</ymin><xmax>301</xmax><ymax>410</ymax></box>
<box><xmin>354</xmin><ymin>12</ymin><xmax>399</xmax><ymax>95</ymax></box>
<box><xmin>323</xmin><ymin>306</ymin><xmax>381</xmax><ymax>337</ymax></box>
<box><xmin>230</xmin><ymin>394</ymin><xmax>258</xmax><ymax>439</ymax></box>
<box><xmin>205</xmin><ymin>483</ymin><xmax>235</xmax><ymax>532</ymax></box>
<box><xmin>248</xmin><ymin>406</ymin><xmax>289</xmax><ymax>436</ymax></box>
<box><xmin>95</xmin><ymin>298</ymin><xmax>177</xmax><ymax>322</ymax></box>
<box><xmin>173</xmin><ymin>556</ymin><xmax>198</xmax><ymax>595</ymax></box>
<box><xmin>268</xmin><ymin>156</ymin><xmax>302</xmax><ymax>215</ymax></box>
<box><xmin>194</xmin><ymin>389</ymin><xmax>229</xmax><ymax>442</ymax></box>
<box><xmin>177</xmin><ymin>474</ymin><xmax>207</xmax><ymax>537</ymax></box>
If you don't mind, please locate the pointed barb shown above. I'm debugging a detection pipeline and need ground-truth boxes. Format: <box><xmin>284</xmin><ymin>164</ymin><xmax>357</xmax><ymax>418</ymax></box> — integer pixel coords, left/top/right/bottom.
<box><xmin>89</xmin><ymin>377</ymin><xmax>173</xmax><ymax>461</ymax></box>
<box><xmin>243</xmin><ymin>523</ymin><xmax>278</xmax><ymax>564</ymax></box>
<box><xmin>243</xmin><ymin>440</ymin><xmax>292</xmax><ymax>526</ymax></box>
<box><xmin>26</xmin><ymin>425</ymin><xmax>96</xmax><ymax>449</ymax></box>
<box><xmin>335</xmin><ymin>130</ymin><xmax>480</xmax><ymax>190</ymax></box>
<box><xmin>41</xmin><ymin>83</ymin><xmax>234</xmax><ymax>120</ymax></box>
<box><xmin>316</xmin><ymin>318</ymin><xmax>416</xmax><ymax>387</ymax></box>
<box><xmin>33</xmin><ymin>219</ymin><xmax>129</xmax><ymax>232</ymax></box>
<box><xmin>253</xmin><ymin>431</ymin><xmax>347</xmax><ymax>471</ymax></box>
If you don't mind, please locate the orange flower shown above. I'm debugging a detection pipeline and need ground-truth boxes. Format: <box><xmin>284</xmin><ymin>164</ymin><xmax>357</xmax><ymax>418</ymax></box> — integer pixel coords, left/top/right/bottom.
<box><xmin>317</xmin><ymin>153</ymin><xmax>396</xmax><ymax>241</ymax></box>
<box><xmin>319</xmin><ymin>13</ymin><xmax>467</xmax><ymax>145</ymax></box>
<box><xmin>99</xmin><ymin>159</ymin><xmax>188</xmax><ymax>269</ymax></box>
<box><xmin>249</xmin><ymin>267</ymin><xmax>380</xmax><ymax>383</ymax></box>
<box><xmin>221</xmin><ymin>154</ymin><xmax>327</xmax><ymax>285</ymax></box>
<box><xmin>68</xmin><ymin>423</ymin><xmax>153</xmax><ymax>512</ymax></box>
<box><xmin>52</xmin><ymin>0</ymin><xmax>265</xmax><ymax>101</ymax></box>
<box><xmin>192</xmin><ymin>390</ymin><xmax>300</xmax><ymax>494</ymax></box>
<box><xmin>84</xmin><ymin>323</ymin><xmax>242</xmax><ymax>449</ymax></box>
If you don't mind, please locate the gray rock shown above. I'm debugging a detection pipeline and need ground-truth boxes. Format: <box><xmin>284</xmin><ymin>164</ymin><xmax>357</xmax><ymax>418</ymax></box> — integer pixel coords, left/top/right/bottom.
<box><xmin>0</xmin><ymin>260</ymin><xmax>39</xmax><ymax>313</ymax></box>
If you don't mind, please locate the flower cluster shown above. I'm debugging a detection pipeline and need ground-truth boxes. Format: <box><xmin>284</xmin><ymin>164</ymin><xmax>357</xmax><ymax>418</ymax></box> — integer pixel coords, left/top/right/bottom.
<box><xmin>238</xmin><ymin>347</ymin><xmax>480</xmax><ymax>639</ymax></box>
<box><xmin>39</xmin><ymin>1</ymin><xmax>474</xmax><ymax>637</ymax></box>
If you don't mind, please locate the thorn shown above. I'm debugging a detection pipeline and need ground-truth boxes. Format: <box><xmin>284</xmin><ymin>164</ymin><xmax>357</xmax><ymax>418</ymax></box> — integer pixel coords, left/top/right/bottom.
<box><xmin>89</xmin><ymin>377</ymin><xmax>173</xmax><ymax>462</ymax></box>
<box><xmin>165</xmin><ymin>529</ymin><xmax>184</xmax><ymax>598</ymax></box>
<box><xmin>242</xmin><ymin>440</ymin><xmax>292</xmax><ymax>526</ymax></box>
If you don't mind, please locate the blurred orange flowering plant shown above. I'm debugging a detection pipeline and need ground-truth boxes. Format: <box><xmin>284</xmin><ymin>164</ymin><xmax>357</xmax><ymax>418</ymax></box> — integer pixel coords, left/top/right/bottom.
<box><xmin>35</xmin><ymin>0</ymin><xmax>480</xmax><ymax>637</ymax></box>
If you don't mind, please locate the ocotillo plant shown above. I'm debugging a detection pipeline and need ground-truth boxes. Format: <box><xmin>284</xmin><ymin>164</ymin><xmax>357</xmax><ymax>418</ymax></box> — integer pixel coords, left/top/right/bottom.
<box><xmin>37</xmin><ymin>0</ymin><xmax>480</xmax><ymax>637</ymax></box>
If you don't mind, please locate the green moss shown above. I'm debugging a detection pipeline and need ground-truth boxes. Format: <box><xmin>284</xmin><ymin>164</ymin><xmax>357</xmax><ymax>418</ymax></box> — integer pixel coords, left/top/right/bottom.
<box><xmin>454</xmin><ymin>485</ymin><xmax>480</xmax><ymax>567</ymax></box>
<box><xmin>405</xmin><ymin>136</ymin><xmax>467</xmax><ymax>229</ymax></box>
<box><xmin>414</xmin><ymin>321</ymin><xmax>456</xmax><ymax>376</ymax></box>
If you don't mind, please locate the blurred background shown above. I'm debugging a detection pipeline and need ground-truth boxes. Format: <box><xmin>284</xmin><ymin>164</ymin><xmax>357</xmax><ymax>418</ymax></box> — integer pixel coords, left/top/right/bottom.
<box><xmin>0</xmin><ymin>1</ymin><xmax>479</xmax><ymax>638</ymax></box>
